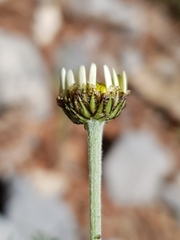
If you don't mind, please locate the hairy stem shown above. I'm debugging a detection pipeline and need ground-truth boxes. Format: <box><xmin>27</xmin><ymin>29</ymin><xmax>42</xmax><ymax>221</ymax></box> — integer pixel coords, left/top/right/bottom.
<box><xmin>85</xmin><ymin>120</ymin><xmax>104</xmax><ymax>240</ymax></box>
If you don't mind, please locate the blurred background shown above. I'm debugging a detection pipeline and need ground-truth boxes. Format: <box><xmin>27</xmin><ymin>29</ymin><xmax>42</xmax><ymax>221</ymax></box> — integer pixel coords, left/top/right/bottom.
<box><xmin>0</xmin><ymin>0</ymin><xmax>180</xmax><ymax>239</ymax></box>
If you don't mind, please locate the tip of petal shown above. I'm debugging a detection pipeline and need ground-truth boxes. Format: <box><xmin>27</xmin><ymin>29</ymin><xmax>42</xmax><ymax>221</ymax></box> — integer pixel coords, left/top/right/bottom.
<box><xmin>122</xmin><ymin>71</ymin><xmax>127</xmax><ymax>93</ymax></box>
<box><xmin>89</xmin><ymin>63</ymin><xmax>97</xmax><ymax>85</ymax></box>
<box><xmin>79</xmin><ymin>65</ymin><xmax>86</xmax><ymax>87</ymax></box>
<box><xmin>60</xmin><ymin>68</ymin><xmax>66</xmax><ymax>93</ymax></box>
<box><xmin>119</xmin><ymin>71</ymin><xmax>127</xmax><ymax>93</ymax></box>
<box><xmin>103</xmin><ymin>65</ymin><xmax>112</xmax><ymax>89</ymax></box>
<box><xmin>67</xmin><ymin>70</ymin><xmax>75</xmax><ymax>88</ymax></box>
<box><xmin>112</xmin><ymin>68</ymin><xmax>119</xmax><ymax>87</ymax></box>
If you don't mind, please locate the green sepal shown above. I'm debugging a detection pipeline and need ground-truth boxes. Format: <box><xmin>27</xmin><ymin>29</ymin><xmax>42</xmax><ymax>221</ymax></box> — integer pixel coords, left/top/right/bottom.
<box><xmin>70</xmin><ymin>107</ymin><xmax>89</xmax><ymax>124</ymax></box>
<box><xmin>64</xmin><ymin>103</ymin><xmax>71</xmax><ymax>112</ymax></box>
<box><xmin>78</xmin><ymin>97</ymin><xmax>91</xmax><ymax>118</ymax></box>
<box><xmin>90</xmin><ymin>93</ymin><xmax>96</xmax><ymax>114</ymax></box>
<box><xmin>116</xmin><ymin>100</ymin><xmax>126</xmax><ymax>117</ymax></box>
<box><xmin>82</xmin><ymin>91</ymin><xmax>88</xmax><ymax>103</ymax></box>
<box><xmin>109</xmin><ymin>100</ymin><xmax>125</xmax><ymax>119</ymax></box>
<box><xmin>63</xmin><ymin>108</ymin><xmax>80</xmax><ymax>124</ymax></box>
<box><xmin>93</xmin><ymin>101</ymin><xmax>104</xmax><ymax>119</ymax></box>
<box><xmin>96</xmin><ymin>115</ymin><xmax>109</xmax><ymax>123</ymax></box>
<box><xmin>105</xmin><ymin>97</ymin><xmax>112</xmax><ymax>115</ymax></box>
<box><xmin>74</xmin><ymin>98</ymin><xmax>80</xmax><ymax>112</ymax></box>
<box><xmin>113</xmin><ymin>91</ymin><xmax>119</xmax><ymax>108</ymax></box>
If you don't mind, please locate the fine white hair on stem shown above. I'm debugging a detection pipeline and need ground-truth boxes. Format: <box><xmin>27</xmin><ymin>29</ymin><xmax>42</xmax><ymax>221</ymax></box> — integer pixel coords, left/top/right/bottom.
<box><xmin>103</xmin><ymin>65</ymin><xmax>112</xmax><ymax>89</ymax></box>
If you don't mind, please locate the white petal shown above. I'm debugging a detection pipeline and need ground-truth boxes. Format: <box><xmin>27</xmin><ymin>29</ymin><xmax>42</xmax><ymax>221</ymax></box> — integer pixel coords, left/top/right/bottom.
<box><xmin>122</xmin><ymin>71</ymin><xmax>127</xmax><ymax>93</ymax></box>
<box><xmin>79</xmin><ymin>65</ymin><xmax>86</xmax><ymax>87</ymax></box>
<box><xmin>103</xmin><ymin>65</ymin><xmax>112</xmax><ymax>89</ymax></box>
<box><xmin>112</xmin><ymin>68</ymin><xmax>119</xmax><ymax>87</ymax></box>
<box><xmin>60</xmin><ymin>68</ymin><xmax>66</xmax><ymax>93</ymax></box>
<box><xmin>89</xmin><ymin>63</ymin><xmax>97</xmax><ymax>85</ymax></box>
<box><xmin>67</xmin><ymin>70</ymin><xmax>75</xmax><ymax>88</ymax></box>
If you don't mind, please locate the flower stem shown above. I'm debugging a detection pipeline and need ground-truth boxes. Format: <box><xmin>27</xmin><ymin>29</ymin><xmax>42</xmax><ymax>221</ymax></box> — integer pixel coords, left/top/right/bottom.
<box><xmin>85</xmin><ymin>120</ymin><xmax>104</xmax><ymax>240</ymax></box>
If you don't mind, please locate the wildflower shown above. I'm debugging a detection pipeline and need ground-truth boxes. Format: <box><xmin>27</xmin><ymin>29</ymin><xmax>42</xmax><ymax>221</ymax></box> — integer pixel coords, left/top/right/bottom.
<box><xmin>57</xmin><ymin>63</ymin><xmax>130</xmax><ymax>124</ymax></box>
<box><xmin>57</xmin><ymin>63</ymin><xmax>130</xmax><ymax>240</ymax></box>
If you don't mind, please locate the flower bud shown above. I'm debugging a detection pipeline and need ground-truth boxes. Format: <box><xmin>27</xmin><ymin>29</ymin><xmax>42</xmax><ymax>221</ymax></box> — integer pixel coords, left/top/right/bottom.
<box><xmin>57</xmin><ymin>64</ymin><xmax>130</xmax><ymax>124</ymax></box>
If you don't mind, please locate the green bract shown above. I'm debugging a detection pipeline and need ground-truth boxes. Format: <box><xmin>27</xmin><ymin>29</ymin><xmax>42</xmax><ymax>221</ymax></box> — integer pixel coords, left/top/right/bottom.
<box><xmin>57</xmin><ymin>64</ymin><xmax>130</xmax><ymax>124</ymax></box>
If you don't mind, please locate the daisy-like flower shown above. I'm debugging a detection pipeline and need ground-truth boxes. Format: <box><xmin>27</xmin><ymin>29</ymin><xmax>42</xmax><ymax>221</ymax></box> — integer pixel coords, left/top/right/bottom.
<box><xmin>57</xmin><ymin>63</ymin><xmax>130</xmax><ymax>124</ymax></box>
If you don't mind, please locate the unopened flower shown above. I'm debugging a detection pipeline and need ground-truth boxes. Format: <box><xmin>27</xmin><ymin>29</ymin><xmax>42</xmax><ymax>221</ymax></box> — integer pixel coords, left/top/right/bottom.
<box><xmin>57</xmin><ymin>63</ymin><xmax>130</xmax><ymax>124</ymax></box>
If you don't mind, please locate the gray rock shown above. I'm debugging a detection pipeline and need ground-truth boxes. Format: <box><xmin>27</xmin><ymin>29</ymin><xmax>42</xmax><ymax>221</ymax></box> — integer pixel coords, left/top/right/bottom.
<box><xmin>0</xmin><ymin>29</ymin><xmax>53</xmax><ymax>121</ymax></box>
<box><xmin>54</xmin><ymin>28</ymin><xmax>118</xmax><ymax>80</ymax></box>
<box><xmin>65</xmin><ymin>0</ymin><xmax>147</xmax><ymax>33</ymax></box>
<box><xmin>103</xmin><ymin>131</ymin><xmax>173</xmax><ymax>206</ymax></box>
<box><xmin>121</xmin><ymin>48</ymin><xmax>143</xmax><ymax>75</ymax></box>
<box><xmin>33</xmin><ymin>3</ymin><xmax>62</xmax><ymax>46</ymax></box>
<box><xmin>54</xmin><ymin>29</ymin><xmax>102</xmax><ymax>72</ymax></box>
<box><xmin>161</xmin><ymin>183</ymin><xmax>180</xmax><ymax>221</ymax></box>
<box><xmin>0</xmin><ymin>215</ymin><xmax>23</xmax><ymax>240</ymax></box>
<box><xmin>6</xmin><ymin>176</ymin><xmax>80</xmax><ymax>240</ymax></box>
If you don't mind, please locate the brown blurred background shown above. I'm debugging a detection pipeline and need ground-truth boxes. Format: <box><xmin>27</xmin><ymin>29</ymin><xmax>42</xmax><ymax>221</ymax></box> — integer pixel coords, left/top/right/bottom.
<box><xmin>0</xmin><ymin>0</ymin><xmax>180</xmax><ymax>239</ymax></box>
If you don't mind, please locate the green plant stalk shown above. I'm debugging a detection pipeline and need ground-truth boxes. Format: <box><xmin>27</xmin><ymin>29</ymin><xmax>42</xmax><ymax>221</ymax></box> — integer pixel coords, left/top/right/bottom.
<box><xmin>85</xmin><ymin>119</ymin><xmax>105</xmax><ymax>240</ymax></box>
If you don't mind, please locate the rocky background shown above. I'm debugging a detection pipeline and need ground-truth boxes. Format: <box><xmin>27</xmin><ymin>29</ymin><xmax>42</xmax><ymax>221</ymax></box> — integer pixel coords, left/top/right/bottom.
<box><xmin>0</xmin><ymin>0</ymin><xmax>180</xmax><ymax>239</ymax></box>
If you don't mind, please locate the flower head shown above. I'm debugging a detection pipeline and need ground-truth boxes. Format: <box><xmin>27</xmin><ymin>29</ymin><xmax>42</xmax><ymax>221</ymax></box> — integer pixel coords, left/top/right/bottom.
<box><xmin>57</xmin><ymin>63</ymin><xmax>130</xmax><ymax>124</ymax></box>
